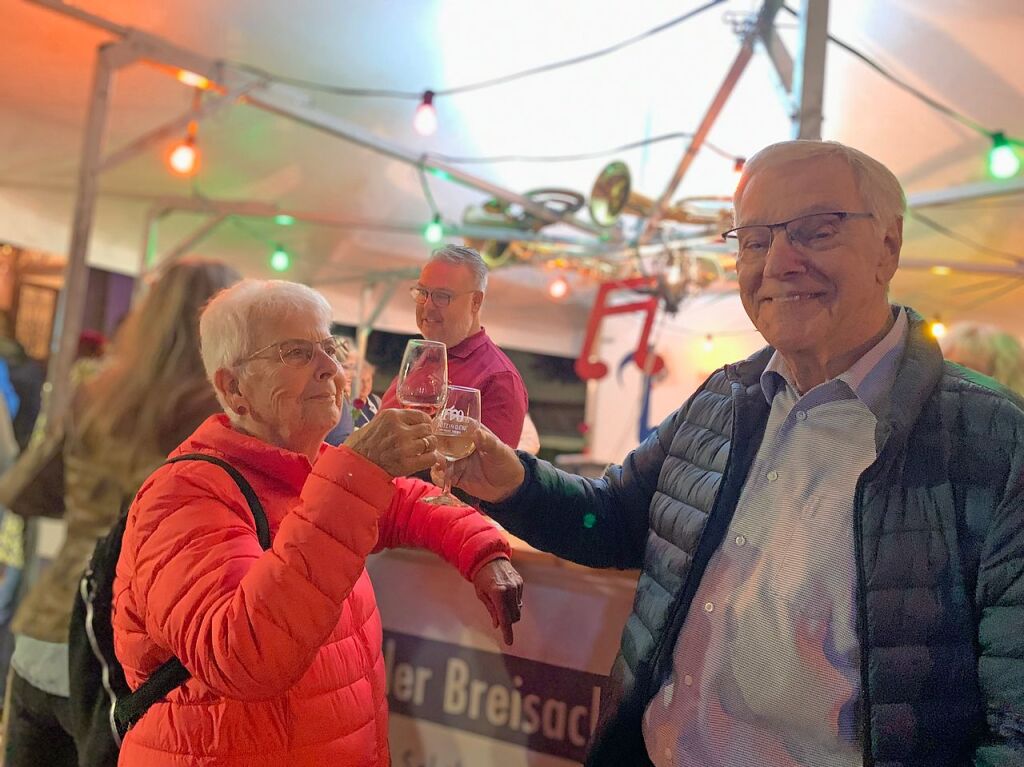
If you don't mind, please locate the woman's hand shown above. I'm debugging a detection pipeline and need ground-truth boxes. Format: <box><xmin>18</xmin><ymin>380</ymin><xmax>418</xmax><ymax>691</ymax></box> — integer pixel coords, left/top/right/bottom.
<box><xmin>345</xmin><ymin>409</ymin><xmax>440</xmax><ymax>477</ymax></box>
<box><xmin>472</xmin><ymin>557</ymin><xmax>524</xmax><ymax>646</ymax></box>
<box><xmin>433</xmin><ymin>424</ymin><xmax>526</xmax><ymax>503</ymax></box>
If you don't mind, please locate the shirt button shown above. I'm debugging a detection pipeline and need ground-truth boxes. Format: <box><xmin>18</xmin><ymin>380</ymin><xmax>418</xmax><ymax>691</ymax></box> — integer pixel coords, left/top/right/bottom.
<box><xmin>795</xmin><ymin>410</ymin><xmax>807</xmax><ymax>421</ymax></box>
<box><xmin>766</xmin><ymin>470</ymin><xmax>779</xmax><ymax>482</ymax></box>
<box><xmin>683</xmin><ymin>674</ymin><xmax>693</xmax><ymax>687</ymax></box>
<box><xmin>735</xmin><ymin>534</ymin><xmax>747</xmax><ymax>547</ymax></box>
<box><xmin>665</xmin><ymin>747</ymin><xmax>673</xmax><ymax>761</ymax></box>
<box><xmin>703</xmin><ymin>601</ymin><xmax>714</xmax><ymax>613</ymax></box>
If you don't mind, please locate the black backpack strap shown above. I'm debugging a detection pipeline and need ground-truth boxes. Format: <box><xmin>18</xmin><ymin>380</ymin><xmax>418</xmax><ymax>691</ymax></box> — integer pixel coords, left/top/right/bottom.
<box><xmin>165</xmin><ymin>453</ymin><xmax>271</xmax><ymax>549</ymax></box>
<box><xmin>113</xmin><ymin>658</ymin><xmax>190</xmax><ymax>740</ymax></box>
<box><xmin>114</xmin><ymin>453</ymin><xmax>271</xmax><ymax>737</ymax></box>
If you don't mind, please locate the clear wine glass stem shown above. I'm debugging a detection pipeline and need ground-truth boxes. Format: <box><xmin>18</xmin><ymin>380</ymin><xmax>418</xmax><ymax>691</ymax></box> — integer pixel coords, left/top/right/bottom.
<box><xmin>441</xmin><ymin>457</ymin><xmax>454</xmax><ymax>497</ymax></box>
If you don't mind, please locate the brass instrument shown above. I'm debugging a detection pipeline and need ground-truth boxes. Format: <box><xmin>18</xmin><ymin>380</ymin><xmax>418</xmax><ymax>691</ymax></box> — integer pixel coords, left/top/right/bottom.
<box><xmin>462</xmin><ymin>189</ymin><xmax>585</xmax><ymax>268</ymax></box>
<box><xmin>589</xmin><ymin>161</ymin><xmax>727</xmax><ymax>226</ymax></box>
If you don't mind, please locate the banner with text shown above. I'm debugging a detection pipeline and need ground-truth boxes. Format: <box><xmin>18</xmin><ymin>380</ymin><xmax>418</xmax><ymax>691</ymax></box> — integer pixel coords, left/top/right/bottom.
<box><xmin>385</xmin><ymin>630</ymin><xmax>608</xmax><ymax>763</ymax></box>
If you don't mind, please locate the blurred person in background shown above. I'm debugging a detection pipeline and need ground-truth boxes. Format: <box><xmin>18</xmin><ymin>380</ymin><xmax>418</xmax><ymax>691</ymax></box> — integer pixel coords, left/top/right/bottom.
<box><xmin>2</xmin><ymin>259</ymin><xmax>241</xmax><ymax>767</ymax></box>
<box><xmin>517</xmin><ymin>412</ymin><xmax>540</xmax><ymax>455</ymax></box>
<box><xmin>323</xmin><ymin>342</ymin><xmax>382</xmax><ymax>446</ymax></box>
<box><xmin>941</xmin><ymin>321</ymin><xmax>1024</xmax><ymax>395</ymax></box>
<box><xmin>0</xmin><ymin>359</ymin><xmax>21</xmax><ymax>713</ymax></box>
<box><xmin>345</xmin><ymin>346</ymin><xmax>381</xmax><ymax>428</ymax></box>
<box><xmin>323</xmin><ymin>336</ymin><xmax>357</xmax><ymax>447</ymax></box>
<box><xmin>111</xmin><ymin>279</ymin><xmax>521</xmax><ymax>766</ymax></box>
<box><xmin>70</xmin><ymin>329</ymin><xmax>107</xmax><ymax>387</ymax></box>
<box><xmin>0</xmin><ymin>310</ymin><xmax>44</xmax><ymax>451</ymax></box>
<box><xmin>0</xmin><ymin>319</ymin><xmax>102</xmax><ymax>714</ymax></box>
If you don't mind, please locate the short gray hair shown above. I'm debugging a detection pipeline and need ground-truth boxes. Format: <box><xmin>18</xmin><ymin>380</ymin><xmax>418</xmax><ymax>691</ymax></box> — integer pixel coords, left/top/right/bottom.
<box><xmin>429</xmin><ymin>245</ymin><xmax>488</xmax><ymax>291</ymax></box>
<box><xmin>199</xmin><ymin>279</ymin><xmax>334</xmax><ymax>408</ymax></box>
<box><xmin>735</xmin><ymin>140</ymin><xmax>906</xmax><ymax>231</ymax></box>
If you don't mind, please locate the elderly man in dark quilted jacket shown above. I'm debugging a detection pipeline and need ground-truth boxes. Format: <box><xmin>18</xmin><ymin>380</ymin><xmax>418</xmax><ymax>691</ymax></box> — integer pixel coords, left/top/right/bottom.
<box><xmin>445</xmin><ymin>140</ymin><xmax>1024</xmax><ymax>767</ymax></box>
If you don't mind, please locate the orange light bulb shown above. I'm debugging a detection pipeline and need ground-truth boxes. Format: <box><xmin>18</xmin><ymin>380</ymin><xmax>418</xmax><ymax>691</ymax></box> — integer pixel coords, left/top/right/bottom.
<box><xmin>548</xmin><ymin>276</ymin><xmax>570</xmax><ymax>300</ymax></box>
<box><xmin>167</xmin><ymin>138</ymin><xmax>198</xmax><ymax>176</ymax></box>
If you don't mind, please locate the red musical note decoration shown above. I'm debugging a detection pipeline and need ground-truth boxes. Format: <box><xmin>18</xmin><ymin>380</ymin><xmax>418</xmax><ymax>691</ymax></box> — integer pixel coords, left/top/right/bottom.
<box><xmin>575</xmin><ymin>277</ymin><xmax>666</xmax><ymax>380</ymax></box>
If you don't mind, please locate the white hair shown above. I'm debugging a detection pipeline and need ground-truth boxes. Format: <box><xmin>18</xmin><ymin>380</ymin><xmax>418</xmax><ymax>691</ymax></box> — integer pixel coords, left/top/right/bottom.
<box><xmin>430</xmin><ymin>245</ymin><xmax>489</xmax><ymax>291</ymax></box>
<box><xmin>199</xmin><ymin>279</ymin><xmax>334</xmax><ymax>410</ymax></box>
<box><xmin>734</xmin><ymin>140</ymin><xmax>906</xmax><ymax>231</ymax></box>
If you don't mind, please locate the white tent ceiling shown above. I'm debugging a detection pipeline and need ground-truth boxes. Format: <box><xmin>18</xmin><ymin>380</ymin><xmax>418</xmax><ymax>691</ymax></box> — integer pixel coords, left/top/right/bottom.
<box><xmin>1</xmin><ymin>0</ymin><xmax>1023</xmax><ymax>352</ymax></box>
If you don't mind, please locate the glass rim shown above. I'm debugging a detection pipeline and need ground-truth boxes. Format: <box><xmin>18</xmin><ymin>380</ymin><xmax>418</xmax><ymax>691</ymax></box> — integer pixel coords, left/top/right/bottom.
<box><xmin>405</xmin><ymin>338</ymin><xmax>447</xmax><ymax>348</ymax></box>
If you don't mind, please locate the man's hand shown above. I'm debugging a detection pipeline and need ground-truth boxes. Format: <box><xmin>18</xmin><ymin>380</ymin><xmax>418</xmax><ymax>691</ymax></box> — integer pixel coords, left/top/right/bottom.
<box><xmin>432</xmin><ymin>424</ymin><xmax>526</xmax><ymax>503</ymax></box>
<box><xmin>472</xmin><ymin>557</ymin><xmax>524</xmax><ymax>646</ymax></box>
<box><xmin>345</xmin><ymin>408</ymin><xmax>440</xmax><ymax>477</ymax></box>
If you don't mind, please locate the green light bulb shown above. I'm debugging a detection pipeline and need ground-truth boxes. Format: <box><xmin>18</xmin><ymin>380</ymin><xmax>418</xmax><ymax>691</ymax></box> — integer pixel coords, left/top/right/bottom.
<box><xmin>424</xmin><ymin>217</ymin><xmax>444</xmax><ymax>245</ymax></box>
<box><xmin>270</xmin><ymin>247</ymin><xmax>290</xmax><ymax>272</ymax></box>
<box><xmin>989</xmin><ymin>133</ymin><xmax>1021</xmax><ymax>180</ymax></box>
<box><xmin>274</xmin><ymin>214</ymin><xmax>295</xmax><ymax>226</ymax></box>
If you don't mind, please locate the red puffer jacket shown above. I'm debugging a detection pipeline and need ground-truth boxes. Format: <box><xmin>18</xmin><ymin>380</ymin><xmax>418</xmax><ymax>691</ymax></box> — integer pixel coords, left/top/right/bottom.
<box><xmin>112</xmin><ymin>414</ymin><xmax>510</xmax><ymax>766</ymax></box>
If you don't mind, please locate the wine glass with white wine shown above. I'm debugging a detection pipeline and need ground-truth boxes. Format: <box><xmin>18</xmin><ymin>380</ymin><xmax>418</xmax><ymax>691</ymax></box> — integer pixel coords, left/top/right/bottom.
<box><xmin>396</xmin><ymin>339</ymin><xmax>448</xmax><ymax>416</ymax></box>
<box><xmin>423</xmin><ymin>385</ymin><xmax>480</xmax><ymax>505</ymax></box>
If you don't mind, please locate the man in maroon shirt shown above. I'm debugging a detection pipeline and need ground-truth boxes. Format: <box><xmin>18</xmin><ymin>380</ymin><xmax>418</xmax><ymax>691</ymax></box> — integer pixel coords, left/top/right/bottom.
<box><xmin>380</xmin><ymin>245</ymin><xmax>528</xmax><ymax>447</ymax></box>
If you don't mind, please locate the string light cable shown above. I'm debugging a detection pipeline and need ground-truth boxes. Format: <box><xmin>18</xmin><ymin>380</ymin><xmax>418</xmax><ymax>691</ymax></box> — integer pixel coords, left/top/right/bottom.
<box><xmin>779</xmin><ymin>4</ymin><xmax>1022</xmax><ymax>148</ymax></box>
<box><xmin>417</xmin><ymin>161</ymin><xmax>447</xmax><ymax>243</ymax></box>
<box><xmin>908</xmin><ymin>209</ymin><xmax>1024</xmax><ymax>266</ymax></box>
<box><xmin>226</xmin><ymin>1</ymin><xmax>727</xmax><ymax>101</ymax></box>
<box><xmin>231</xmin><ymin>215</ymin><xmax>294</xmax><ymax>271</ymax></box>
<box><xmin>417</xmin><ymin>160</ymin><xmax>441</xmax><ymax>217</ymax></box>
<box><xmin>426</xmin><ymin>132</ymin><xmax>740</xmax><ymax>165</ymax></box>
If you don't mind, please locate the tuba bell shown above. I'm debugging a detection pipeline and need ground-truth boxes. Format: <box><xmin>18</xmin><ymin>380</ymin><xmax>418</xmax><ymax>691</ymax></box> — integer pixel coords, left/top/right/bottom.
<box><xmin>588</xmin><ymin>161</ymin><xmax>700</xmax><ymax>226</ymax></box>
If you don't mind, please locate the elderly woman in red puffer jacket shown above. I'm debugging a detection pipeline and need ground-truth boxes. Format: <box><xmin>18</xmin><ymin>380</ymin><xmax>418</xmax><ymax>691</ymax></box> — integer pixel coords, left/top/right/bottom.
<box><xmin>112</xmin><ymin>279</ymin><xmax>523</xmax><ymax>767</ymax></box>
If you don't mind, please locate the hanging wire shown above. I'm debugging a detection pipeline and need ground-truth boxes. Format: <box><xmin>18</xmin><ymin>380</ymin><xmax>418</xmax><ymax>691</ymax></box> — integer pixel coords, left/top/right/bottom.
<box><xmin>227</xmin><ymin>0</ymin><xmax>726</xmax><ymax>101</ymax></box>
<box><xmin>780</xmin><ymin>5</ymin><xmax>1020</xmax><ymax>143</ymax></box>
<box><xmin>926</xmin><ymin>196</ymin><xmax>1024</xmax><ymax>212</ymax></box>
<box><xmin>427</xmin><ymin>132</ymin><xmax>740</xmax><ymax>165</ymax></box>
<box><xmin>908</xmin><ymin>209</ymin><xmax>1024</xmax><ymax>265</ymax></box>
<box><xmin>434</xmin><ymin>0</ymin><xmax>727</xmax><ymax>97</ymax></box>
<box><xmin>956</xmin><ymin>277</ymin><xmax>1024</xmax><ymax>312</ymax></box>
<box><xmin>227</xmin><ymin>62</ymin><xmax>421</xmax><ymax>100</ymax></box>
<box><xmin>231</xmin><ymin>215</ymin><xmax>277</xmax><ymax>249</ymax></box>
<box><xmin>417</xmin><ymin>161</ymin><xmax>441</xmax><ymax>217</ymax></box>
<box><xmin>948</xmin><ymin>275</ymin><xmax>1014</xmax><ymax>295</ymax></box>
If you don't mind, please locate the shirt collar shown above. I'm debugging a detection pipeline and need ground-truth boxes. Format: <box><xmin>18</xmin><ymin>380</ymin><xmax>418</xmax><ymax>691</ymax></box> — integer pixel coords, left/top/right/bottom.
<box><xmin>760</xmin><ymin>307</ymin><xmax>909</xmax><ymax>419</ymax></box>
<box><xmin>448</xmin><ymin>328</ymin><xmax>488</xmax><ymax>359</ymax></box>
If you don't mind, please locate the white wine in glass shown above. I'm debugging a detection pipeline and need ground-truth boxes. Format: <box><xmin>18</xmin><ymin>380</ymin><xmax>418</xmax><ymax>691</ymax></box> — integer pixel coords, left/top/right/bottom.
<box><xmin>423</xmin><ymin>385</ymin><xmax>480</xmax><ymax>505</ymax></box>
<box><xmin>396</xmin><ymin>339</ymin><xmax>448</xmax><ymax>416</ymax></box>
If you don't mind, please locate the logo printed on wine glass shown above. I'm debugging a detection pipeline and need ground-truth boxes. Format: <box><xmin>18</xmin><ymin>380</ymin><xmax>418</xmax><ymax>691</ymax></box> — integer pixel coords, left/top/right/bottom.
<box><xmin>438</xmin><ymin>406</ymin><xmax>473</xmax><ymax>436</ymax></box>
<box><xmin>423</xmin><ymin>385</ymin><xmax>481</xmax><ymax>505</ymax></box>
